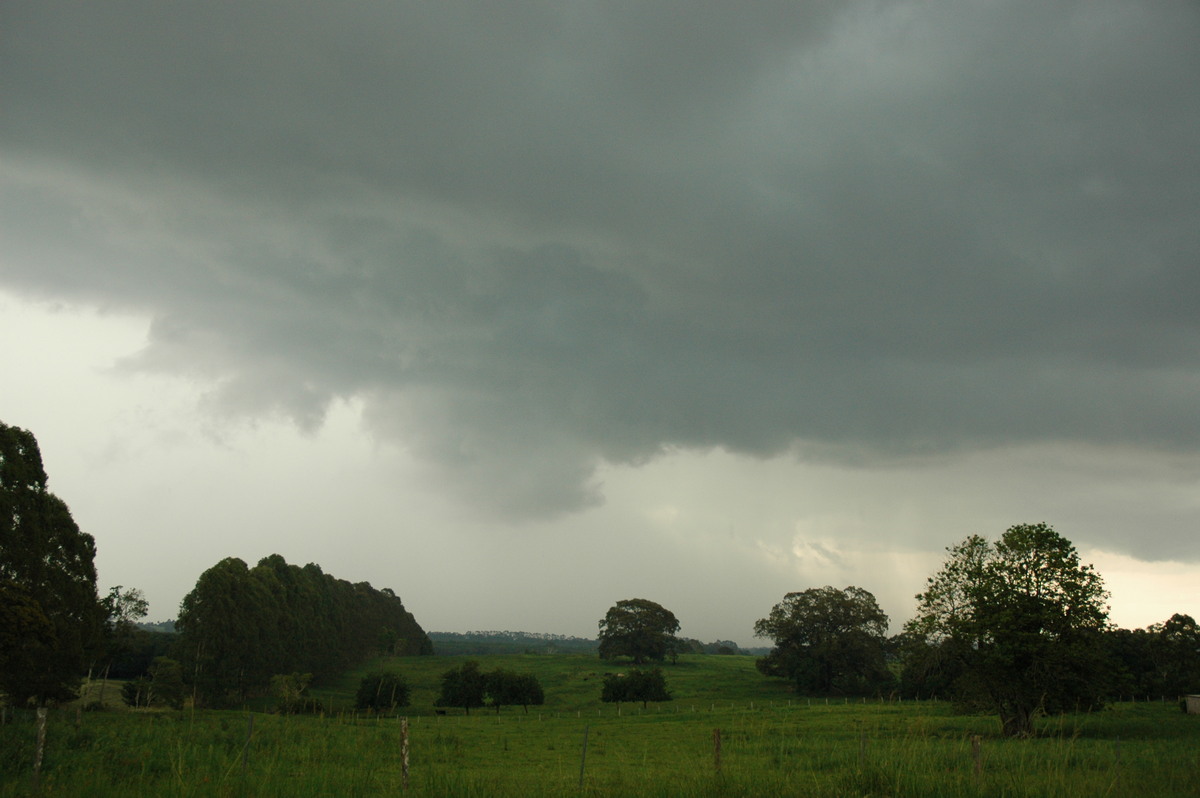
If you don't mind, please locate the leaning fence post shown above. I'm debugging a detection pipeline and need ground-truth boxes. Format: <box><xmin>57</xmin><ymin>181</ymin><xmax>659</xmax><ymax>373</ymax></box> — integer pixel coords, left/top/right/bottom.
<box><xmin>713</xmin><ymin>728</ymin><xmax>722</xmax><ymax>774</ymax></box>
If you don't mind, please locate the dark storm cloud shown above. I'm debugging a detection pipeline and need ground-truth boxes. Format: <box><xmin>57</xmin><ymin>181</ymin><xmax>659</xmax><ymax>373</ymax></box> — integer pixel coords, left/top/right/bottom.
<box><xmin>2</xmin><ymin>1</ymin><xmax>1199</xmax><ymax>519</ymax></box>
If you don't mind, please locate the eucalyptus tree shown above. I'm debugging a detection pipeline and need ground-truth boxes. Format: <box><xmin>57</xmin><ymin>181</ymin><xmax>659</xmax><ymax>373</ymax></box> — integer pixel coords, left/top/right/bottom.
<box><xmin>0</xmin><ymin>421</ymin><xmax>104</xmax><ymax>705</ymax></box>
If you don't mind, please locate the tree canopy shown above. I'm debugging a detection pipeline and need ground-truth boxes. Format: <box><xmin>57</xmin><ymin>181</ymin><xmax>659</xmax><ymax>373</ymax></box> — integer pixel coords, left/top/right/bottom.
<box><xmin>905</xmin><ymin>522</ymin><xmax>1110</xmax><ymax>737</ymax></box>
<box><xmin>754</xmin><ymin>585</ymin><xmax>892</xmax><ymax>695</ymax></box>
<box><xmin>598</xmin><ymin>598</ymin><xmax>681</xmax><ymax>664</ymax></box>
<box><xmin>0</xmin><ymin>421</ymin><xmax>104</xmax><ymax>705</ymax></box>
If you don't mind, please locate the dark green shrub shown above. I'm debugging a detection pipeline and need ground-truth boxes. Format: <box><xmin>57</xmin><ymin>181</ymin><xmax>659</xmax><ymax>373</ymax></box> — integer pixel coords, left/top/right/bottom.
<box><xmin>356</xmin><ymin>672</ymin><xmax>410</xmax><ymax>712</ymax></box>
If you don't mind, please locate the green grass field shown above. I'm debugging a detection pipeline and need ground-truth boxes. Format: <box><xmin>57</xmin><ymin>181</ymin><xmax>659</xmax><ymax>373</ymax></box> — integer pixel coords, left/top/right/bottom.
<box><xmin>2</xmin><ymin>655</ymin><xmax>1197</xmax><ymax>797</ymax></box>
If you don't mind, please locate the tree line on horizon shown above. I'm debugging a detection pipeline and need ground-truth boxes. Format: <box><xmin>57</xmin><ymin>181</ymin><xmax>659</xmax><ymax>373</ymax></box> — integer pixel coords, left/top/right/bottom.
<box><xmin>2</xmin><ymin>420</ymin><xmax>1197</xmax><ymax>735</ymax></box>
<box><xmin>427</xmin><ymin>629</ymin><xmax>750</xmax><ymax>657</ymax></box>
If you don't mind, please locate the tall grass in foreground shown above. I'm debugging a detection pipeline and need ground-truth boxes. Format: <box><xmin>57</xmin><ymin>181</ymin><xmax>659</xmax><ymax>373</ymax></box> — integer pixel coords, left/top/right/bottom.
<box><xmin>2</xmin><ymin>700</ymin><xmax>1196</xmax><ymax>797</ymax></box>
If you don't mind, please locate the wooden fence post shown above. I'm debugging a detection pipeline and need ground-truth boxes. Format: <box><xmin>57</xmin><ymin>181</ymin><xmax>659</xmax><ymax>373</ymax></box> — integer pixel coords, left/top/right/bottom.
<box><xmin>971</xmin><ymin>735</ymin><xmax>982</xmax><ymax>777</ymax></box>
<box><xmin>33</xmin><ymin>707</ymin><xmax>48</xmax><ymax>789</ymax></box>
<box><xmin>713</xmin><ymin>728</ymin><xmax>722</xmax><ymax>774</ymax></box>
<box><xmin>578</xmin><ymin>725</ymin><xmax>590</xmax><ymax>791</ymax></box>
<box><xmin>401</xmin><ymin>717</ymin><xmax>410</xmax><ymax>791</ymax></box>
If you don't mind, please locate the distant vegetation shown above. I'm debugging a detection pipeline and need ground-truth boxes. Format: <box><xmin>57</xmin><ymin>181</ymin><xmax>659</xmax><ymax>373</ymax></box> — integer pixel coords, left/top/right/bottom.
<box><xmin>427</xmin><ymin>630</ymin><xmax>757</xmax><ymax>657</ymax></box>
<box><xmin>428</xmin><ymin>631</ymin><xmax>598</xmax><ymax>656</ymax></box>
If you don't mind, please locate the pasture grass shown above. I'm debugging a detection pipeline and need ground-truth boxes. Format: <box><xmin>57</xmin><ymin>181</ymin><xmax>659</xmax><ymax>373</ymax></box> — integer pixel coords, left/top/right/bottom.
<box><xmin>2</xmin><ymin>655</ymin><xmax>1196</xmax><ymax>797</ymax></box>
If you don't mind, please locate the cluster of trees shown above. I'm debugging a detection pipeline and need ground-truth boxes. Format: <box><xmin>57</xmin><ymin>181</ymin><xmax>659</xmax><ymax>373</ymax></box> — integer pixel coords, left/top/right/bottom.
<box><xmin>175</xmin><ymin>554</ymin><xmax>433</xmax><ymax>705</ymax></box>
<box><xmin>1105</xmin><ymin>614</ymin><xmax>1200</xmax><ymax>698</ymax></box>
<box><xmin>1</xmin><ymin>422</ymin><xmax>437</xmax><ymax>709</ymax></box>
<box><xmin>753</xmin><ymin>523</ymin><xmax>1198</xmax><ymax>738</ymax></box>
<box><xmin>601</xmin><ymin>668</ymin><xmax>671</xmax><ymax>708</ymax></box>
<box><xmin>433</xmin><ymin>661</ymin><xmax>545</xmax><ymax>715</ymax></box>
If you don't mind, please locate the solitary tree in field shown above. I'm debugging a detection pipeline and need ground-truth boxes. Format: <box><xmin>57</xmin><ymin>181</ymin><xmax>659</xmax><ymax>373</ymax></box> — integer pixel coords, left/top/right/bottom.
<box><xmin>754</xmin><ymin>585</ymin><xmax>892</xmax><ymax>695</ymax></box>
<box><xmin>598</xmin><ymin>598</ymin><xmax>681</xmax><ymax>664</ymax></box>
<box><xmin>906</xmin><ymin>523</ymin><xmax>1110</xmax><ymax>737</ymax></box>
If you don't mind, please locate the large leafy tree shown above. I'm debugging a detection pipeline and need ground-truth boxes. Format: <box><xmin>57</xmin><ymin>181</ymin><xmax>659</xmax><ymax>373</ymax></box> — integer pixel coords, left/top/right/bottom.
<box><xmin>0</xmin><ymin>422</ymin><xmax>104</xmax><ymax>705</ymax></box>
<box><xmin>754</xmin><ymin>585</ymin><xmax>892</xmax><ymax>695</ymax></box>
<box><xmin>906</xmin><ymin>523</ymin><xmax>1110</xmax><ymax>737</ymax></box>
<box><xmin>598</xmin><ymin>598</ymin><xmax>681</xmax><ymax>664</ymax></box>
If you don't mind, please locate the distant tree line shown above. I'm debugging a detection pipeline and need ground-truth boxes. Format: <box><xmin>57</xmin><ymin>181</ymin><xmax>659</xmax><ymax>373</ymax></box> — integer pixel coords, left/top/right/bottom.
<box><xmin>174</xmin><ymin>553</ymin><xmax>432</xmax><ymax>706</ymax></box>
<box><xmin>428</xmin><ymin>631</ymin><xmax>599</xmax><ymax>656</ymax></box>
<box><xmin>430</xmin><ymin>628</ymin><xmax>749</xmax><ymax>658</ymax></box>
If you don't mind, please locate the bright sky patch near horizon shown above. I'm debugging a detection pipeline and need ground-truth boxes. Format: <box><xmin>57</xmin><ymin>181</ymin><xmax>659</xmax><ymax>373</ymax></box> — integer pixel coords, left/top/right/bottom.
<box><xmin>1</xmin><ymin>2</ymin><xmax>1196</xmax><ymax>645</ymax></box>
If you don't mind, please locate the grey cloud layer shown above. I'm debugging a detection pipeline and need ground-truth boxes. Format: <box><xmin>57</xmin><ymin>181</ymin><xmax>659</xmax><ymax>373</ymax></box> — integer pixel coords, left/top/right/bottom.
<box><xmin>3</xmin><ymin>1</ymin><xmax>1198</xmax><ymax>518</ymax></box>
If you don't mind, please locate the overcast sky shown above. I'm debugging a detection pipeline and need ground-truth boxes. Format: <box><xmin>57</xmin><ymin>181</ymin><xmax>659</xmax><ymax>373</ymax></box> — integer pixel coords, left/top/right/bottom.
<box><xmin>2</xmin><ymin>1</ymin><xmax>1197</xmax><ymax>645</ymax></box>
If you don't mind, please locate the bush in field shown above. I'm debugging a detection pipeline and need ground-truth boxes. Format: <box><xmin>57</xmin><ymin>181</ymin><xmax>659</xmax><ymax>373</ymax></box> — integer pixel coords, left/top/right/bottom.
<box><xmin>273</xmin><ymin>671</ymin><xmax>324</xmax><ymax>714</ymax></box>
<box><xmin>356</xmin><ymin>671</ymin><xmax>410</xmax><ymax>712</ymax></box>
<box><xmin>601</xmin><ymin>668</ymin><xmax>671</xmax><ymax>708</ymax></box>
